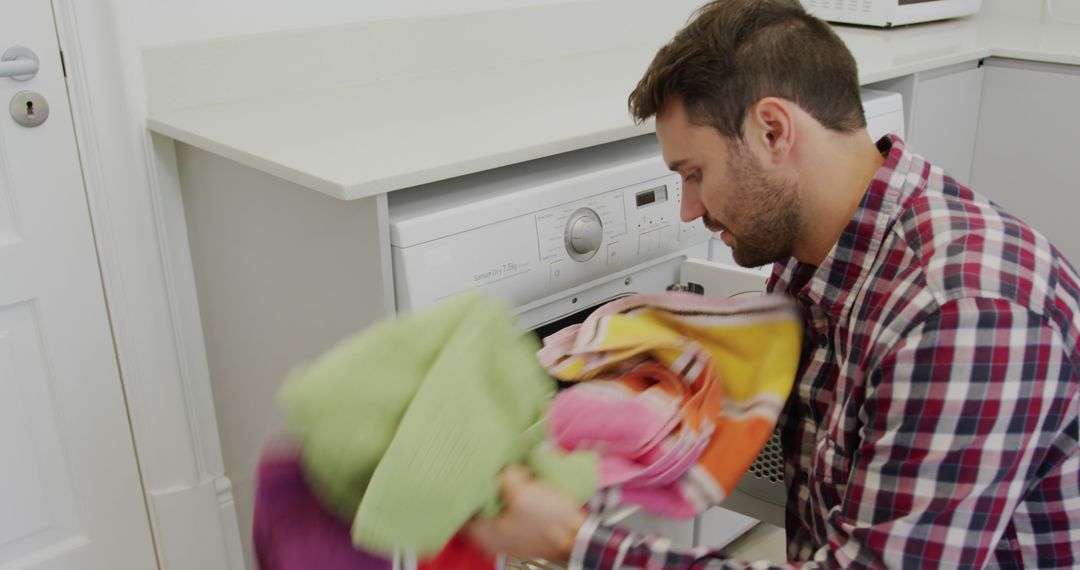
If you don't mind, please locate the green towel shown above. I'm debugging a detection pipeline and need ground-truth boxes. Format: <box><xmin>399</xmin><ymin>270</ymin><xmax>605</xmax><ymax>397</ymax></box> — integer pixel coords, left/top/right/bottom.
<box><xmin>279</xmin><ymin>293</ymin><xmax>598</xmax><ymax>556</ymax></box>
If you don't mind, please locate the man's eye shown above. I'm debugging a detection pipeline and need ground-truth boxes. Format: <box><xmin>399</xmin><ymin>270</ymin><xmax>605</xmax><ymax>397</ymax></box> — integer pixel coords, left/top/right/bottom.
<box><xmin>684</xmin><ymin>171</ymin><xmax>701</xmax><ymax>183</ymax></box>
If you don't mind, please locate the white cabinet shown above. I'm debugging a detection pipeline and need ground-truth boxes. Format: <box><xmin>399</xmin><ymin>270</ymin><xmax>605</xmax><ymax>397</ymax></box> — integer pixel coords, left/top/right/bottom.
<box><xmin>868</xmin><ymin>60</ymin><xmax>983</xmax><ymax>185</ymax></box>
<box><xmin>176</xmin><ymin>144</ymin><xmax>394</xmax><ymax>562</ymax></box>
<box><xmin>907</xmin><ymin>61</ymin><xmax>984</xmax><ymax>185</ymax></box>
<box><xmin>865</xmin><ymin>58</ymin><xmax>1079</xmax><ymax>265</ymax></box>
<box><xmin>971</xmin><ymin>59</ymin><xmax>1080</xmax><ymax>265</ymax></box>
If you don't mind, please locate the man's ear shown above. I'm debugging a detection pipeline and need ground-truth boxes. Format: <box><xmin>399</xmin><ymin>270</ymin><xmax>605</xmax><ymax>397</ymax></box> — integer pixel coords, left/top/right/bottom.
<box><xmin>744</xmin><ymin>97</ymin><xmax>795</xmax><ymax>165</ymax></box>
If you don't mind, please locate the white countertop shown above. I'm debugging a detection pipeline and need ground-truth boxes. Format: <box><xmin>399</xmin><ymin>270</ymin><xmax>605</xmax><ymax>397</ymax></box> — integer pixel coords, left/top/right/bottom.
<box><xmin>144</xmin><ymin>6</ymin><xmax>1080</xmax><ymax>201</ymax></box>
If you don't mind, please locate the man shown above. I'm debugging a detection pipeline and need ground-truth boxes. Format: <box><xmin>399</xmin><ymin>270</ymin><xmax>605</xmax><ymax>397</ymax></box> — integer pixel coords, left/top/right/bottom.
<box><xmin>466</xmin><ymin>0</ymin><xmax>1080</xmax><ymax>567</ymax></box>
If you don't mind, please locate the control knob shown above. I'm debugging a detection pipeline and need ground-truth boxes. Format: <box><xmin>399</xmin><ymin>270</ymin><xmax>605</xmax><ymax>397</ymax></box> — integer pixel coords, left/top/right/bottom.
<box><xmin>564</xmin><ymin>208</ymin><xmax>604</xmax><ymax>261</ymax></box>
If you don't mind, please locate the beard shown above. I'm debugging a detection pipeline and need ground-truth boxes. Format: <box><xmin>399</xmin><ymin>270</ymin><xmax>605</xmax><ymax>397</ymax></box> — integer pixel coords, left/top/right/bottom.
<box><xmin>720</xmin><ymin>147</ymin><xmax>802</xmax><ymax>268</ymax></box>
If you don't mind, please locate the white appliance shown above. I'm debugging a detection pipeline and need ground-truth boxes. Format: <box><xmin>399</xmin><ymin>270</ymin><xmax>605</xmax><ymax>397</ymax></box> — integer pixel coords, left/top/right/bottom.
<box><xmin>388</xmin><ymin>90</ymin><xmax>907</xmax><ymax>562</ymax></box>
<box><xmin>863</xmin><ymin>88</ymin><xmax>906</xmax><ymax>140</ymax></box>
<box><xmin>801</xmin><ymin>0</ymin><xmax>981</xmax><ymax>27</ymax></box>
<box><xmin>389</xmin><ymin>134</ymin><xmax>770</xmax><ymax>553</ymax></box>
<box><xmin>389</xmin><ymin>135</ymin><xmax>771</xmax><ymax>331</ymax></box>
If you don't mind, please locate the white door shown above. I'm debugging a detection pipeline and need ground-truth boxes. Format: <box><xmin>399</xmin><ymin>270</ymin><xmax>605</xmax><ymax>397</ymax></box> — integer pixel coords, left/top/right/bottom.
<box><xmin>0</xmin><ymin>2</ymin><xmax>158</xmax><ymax>569</ymax></box>
<box><xmin>680</xmin><ymin>258</ymin><xmax>769</xmax><ymax>300</ymax></box>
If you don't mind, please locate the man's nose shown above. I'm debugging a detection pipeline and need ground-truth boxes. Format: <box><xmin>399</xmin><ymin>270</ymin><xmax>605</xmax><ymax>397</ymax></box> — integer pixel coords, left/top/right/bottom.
<box><xmin>680</xmin><ymin>185</ymin><xmax>706</xmax><ymax>222</ymax></box>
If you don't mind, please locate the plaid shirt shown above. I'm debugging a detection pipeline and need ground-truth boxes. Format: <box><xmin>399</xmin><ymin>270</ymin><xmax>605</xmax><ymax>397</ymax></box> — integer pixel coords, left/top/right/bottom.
<box><xmin>568</xmin><ymin>135</ymin><xmax>1080</xmax><ymax>569</ymax></box>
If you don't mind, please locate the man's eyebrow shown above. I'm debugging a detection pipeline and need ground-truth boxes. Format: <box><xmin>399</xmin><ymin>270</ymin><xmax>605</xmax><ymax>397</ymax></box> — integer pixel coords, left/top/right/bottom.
<box><xmin>667</xmin><ymin>159</ymin><xmax>687</xmax><ymax>172</ymax></box>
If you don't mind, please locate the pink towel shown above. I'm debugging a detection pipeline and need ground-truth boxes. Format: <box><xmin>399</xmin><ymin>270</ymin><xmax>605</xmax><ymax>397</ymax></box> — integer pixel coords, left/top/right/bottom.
<box><xmin>547</xmin><ymin>363</ymin><xmax>711</xmax><ymax>518</ymax></box>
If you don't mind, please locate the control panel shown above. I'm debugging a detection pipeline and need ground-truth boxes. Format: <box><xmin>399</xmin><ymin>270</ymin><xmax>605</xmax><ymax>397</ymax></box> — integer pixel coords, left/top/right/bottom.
<box><xmin>534</xmin><ymin>174</ymin><xmax>706</xmax><ymax>276</ymax></box>
<box><xmin>389</xmin><ymin>136</ymin><xmax>715</xmax><ymax>313</ymax></box>
<box><xmin>536</xmin><ymin>190</ymin><xmax>627</xmax><ymax>266</ymax></box>
<box><xmin>392</xmin><ymin>172</ymin><xmax>711</xmax><ymax>312</ymax></box>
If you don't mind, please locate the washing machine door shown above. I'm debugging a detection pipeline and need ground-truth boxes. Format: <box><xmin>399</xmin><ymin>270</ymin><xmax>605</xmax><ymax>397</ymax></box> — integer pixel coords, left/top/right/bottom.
<box><xmin>674</xmin><ymin>258</ymin><xmax>790</xmax><ymax>559</ymax></box>
<box><xmin>523</xmin><ymin>258</ymin><xmax>786</xmax><ymax>555</ymax></box>
<box><xmin>675</xmin><ymin>258</ymin><xmax>770</xmax><ymax>300</ymax></box>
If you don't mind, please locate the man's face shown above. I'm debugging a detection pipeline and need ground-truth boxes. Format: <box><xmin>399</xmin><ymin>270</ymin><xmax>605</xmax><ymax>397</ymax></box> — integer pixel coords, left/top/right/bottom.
<box><xmin>655</xmin><ymin>98</ymin><xmax>801</xmax><ymax>268</ymax></box>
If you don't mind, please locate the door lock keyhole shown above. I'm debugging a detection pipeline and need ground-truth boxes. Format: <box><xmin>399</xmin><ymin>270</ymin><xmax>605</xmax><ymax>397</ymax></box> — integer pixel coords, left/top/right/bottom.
<box><xmin>9</xmin><ymin>91</ymin><xmax>48</xmax><ymax>127</ymax></box>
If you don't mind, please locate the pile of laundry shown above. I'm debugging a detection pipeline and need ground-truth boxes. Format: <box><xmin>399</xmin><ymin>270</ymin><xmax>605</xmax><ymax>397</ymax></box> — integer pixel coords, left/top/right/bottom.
<box><xmin>252</xmin><ymin>291</ymin><xmax>800</xmax><ymax>569</ymax></box>
<box><xmin>541</xmin><ymin>292</ymin><xmax>800</xmax><ymax>520</ymax></box>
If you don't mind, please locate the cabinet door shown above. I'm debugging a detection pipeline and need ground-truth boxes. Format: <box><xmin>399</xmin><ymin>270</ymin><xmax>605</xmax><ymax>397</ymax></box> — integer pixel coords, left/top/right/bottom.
<box><xmin>0</xmin><ymin>1</ymin><xmax>157</xmax><ymax>568</ymax></box>
<box><xmin>971</xmin><ymin>59</ymin><xmax>1080</xmax><ymax>266</ymax></box>
<box><xmin>908</xmin><ymin>61</ymin><xmax>984</xmax><ymax>185</ymax></box>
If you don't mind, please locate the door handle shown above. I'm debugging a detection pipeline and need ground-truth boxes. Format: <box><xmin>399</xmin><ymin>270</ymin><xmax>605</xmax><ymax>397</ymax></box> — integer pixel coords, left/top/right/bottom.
<box><xmin>1</xmin><ymin>46</ymin><xmax>39</xmax><ymax>81</ymax></box>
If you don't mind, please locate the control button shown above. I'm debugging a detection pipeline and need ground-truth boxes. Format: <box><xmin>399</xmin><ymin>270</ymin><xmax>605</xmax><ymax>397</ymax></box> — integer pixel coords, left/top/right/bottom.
<box><xmin>606</xmin><ymin>242</ymin><xmax>620</xmax><ymax>265</ymax></box>
<box><xmin>638</xmin><ymin>229</ymin><xmax>660</xmax><ymax>255</ymax></box>
<box><xmin>550</xmin><ymin>260</ymin><xmax>564</xmax><ymax>283</ymax></box>
<box><xmin>659</xmin><ymin>225</ymin><xmax>674</xmax><ymax>248</ymax></box>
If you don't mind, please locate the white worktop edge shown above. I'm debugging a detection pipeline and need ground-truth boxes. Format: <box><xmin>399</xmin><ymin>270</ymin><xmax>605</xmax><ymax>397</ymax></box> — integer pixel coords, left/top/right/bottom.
<box><xmin>150</xmin><ymin>116</ymin><xmax>654</xmax><ymax>200</ymax></box>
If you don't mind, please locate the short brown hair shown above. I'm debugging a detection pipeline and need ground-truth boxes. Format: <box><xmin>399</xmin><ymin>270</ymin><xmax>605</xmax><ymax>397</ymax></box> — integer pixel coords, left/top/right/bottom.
<box><xmin>629</xmin><ymin>0</ymin><xmax>865</xmax><ymax>138</ymax></box>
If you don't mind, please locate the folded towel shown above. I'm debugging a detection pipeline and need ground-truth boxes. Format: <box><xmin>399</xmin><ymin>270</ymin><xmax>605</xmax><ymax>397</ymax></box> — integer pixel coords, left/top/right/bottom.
<box><xmin>539</xmin><ymin>292</ymin><xmax>801</xmax><ymax>517</ymax></box>
<box><xmin>279</xmin><ymin>293</ymin><xmax>597</xmax><ymax>556</ymax></box>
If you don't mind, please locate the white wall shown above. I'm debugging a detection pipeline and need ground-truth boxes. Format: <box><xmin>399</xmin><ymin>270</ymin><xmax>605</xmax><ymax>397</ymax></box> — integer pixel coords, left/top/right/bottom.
<box><xmin>981</xmin><ymin>0</ymin><xmax>1080</xmax><ymax>22</ymax></box>
<box><xmin>121</xmin><ymin>0</ymin><xmax>1079</xmax><ymax>47</ymax></box>
<box><xmin>121</xmin><ymin>0</ymin><xmax>582</xmax><ymax>45</ymax></box>
<box><xmin>979</xmin><ymin>0</ymin><xmax>1040</xmax><ymax>19</ymax></box>
<box><xmin>1042</xmin><ymin>0</ymin><xmax>1080</xmax><ymax>22</ymax></box>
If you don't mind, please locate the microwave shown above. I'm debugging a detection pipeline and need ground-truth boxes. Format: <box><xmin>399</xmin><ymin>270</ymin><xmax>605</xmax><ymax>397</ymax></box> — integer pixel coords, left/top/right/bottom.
<box><xmin>801</xmin><ymin>0</ymin><xmax>982</xmax><ymax>27</ymax></box>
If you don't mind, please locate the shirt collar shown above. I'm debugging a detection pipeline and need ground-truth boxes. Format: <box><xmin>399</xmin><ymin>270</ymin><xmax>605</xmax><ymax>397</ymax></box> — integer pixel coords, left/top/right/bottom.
<box><xmin>769</xmin><ymin>134</ymin><xmax>927</xmax><ymax>322</ymax></box>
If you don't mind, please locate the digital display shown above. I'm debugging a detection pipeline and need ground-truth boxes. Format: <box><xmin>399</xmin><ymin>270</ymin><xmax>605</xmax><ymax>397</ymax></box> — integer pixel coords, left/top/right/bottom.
<box><xmin>636</xmin><ymin>185</ymin><xmax>668</xmax><ymax>208</ymax></box>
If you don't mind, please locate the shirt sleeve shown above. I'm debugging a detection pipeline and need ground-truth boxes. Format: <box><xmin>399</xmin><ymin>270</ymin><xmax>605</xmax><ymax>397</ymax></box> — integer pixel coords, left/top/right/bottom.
<box><xmin>568</xmin><ymin>297</ymin><xmax>1077</xmax><ymax>569</ymax></box>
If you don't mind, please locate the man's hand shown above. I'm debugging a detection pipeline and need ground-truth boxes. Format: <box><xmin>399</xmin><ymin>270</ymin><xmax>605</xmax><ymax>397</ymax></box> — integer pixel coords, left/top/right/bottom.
<box><xmin>463</xmin><ymin>464</ymin><xmax>587</xmax><ymax>562</ymax></box>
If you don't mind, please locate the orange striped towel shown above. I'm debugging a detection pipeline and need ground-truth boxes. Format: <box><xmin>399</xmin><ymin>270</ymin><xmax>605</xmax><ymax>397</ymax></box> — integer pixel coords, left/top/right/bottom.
<box><xmin>538</xmin><ymin>292</ymin><xmax>801</xmax><ymax>514</ymax></box>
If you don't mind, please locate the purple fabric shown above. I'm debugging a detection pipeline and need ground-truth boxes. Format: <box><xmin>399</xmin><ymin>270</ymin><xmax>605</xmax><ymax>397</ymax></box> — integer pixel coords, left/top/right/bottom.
<box><xmin>253</xmin><ymin>445</ymin><xmax>393</xmax><ymax>570</ymax></box>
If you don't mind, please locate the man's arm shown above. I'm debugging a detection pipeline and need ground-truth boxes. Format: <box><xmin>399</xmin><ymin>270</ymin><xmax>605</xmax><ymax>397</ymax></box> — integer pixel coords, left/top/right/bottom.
<box><xmin>569</xmin><ymin>296</ymin><xmax>1076</xmax><ymax>569</ymax></box>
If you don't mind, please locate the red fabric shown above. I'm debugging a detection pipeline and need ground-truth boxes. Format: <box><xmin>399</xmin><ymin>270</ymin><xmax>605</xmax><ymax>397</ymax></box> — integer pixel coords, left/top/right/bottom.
<box><xmin>417</xmin><ymin>534</ymin><xmax>493</xmax><ymax>570</ymax></box>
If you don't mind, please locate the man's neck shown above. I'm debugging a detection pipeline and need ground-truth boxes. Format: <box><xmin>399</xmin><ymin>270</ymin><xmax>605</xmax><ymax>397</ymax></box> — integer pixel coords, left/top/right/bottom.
<box><xmin>791</xmin><ymin>130</ymin><xmax>886</xmax><ymax>266</ymax></box>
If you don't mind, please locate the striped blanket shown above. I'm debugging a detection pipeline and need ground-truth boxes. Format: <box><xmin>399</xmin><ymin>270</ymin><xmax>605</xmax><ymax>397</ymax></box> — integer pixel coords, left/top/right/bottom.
<box><xmin>538</xmin><ymin>292</ymin><xmax>801</xmax><ymax>518</ymax></box>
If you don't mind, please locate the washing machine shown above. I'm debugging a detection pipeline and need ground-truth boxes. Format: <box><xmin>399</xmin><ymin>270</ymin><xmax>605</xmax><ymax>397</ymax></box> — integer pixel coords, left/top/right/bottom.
<box><xmin>388</xmin><ymin>133</ymin><xmax>774</xmax><ymax>559</ymax></box>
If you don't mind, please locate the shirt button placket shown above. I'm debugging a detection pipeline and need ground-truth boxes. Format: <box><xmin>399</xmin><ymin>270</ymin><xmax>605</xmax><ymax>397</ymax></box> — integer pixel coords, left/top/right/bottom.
<box><xmin>809</xmin><ymin>309</ymin><xmax>831</xmax><ymax>426</ymax></box>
